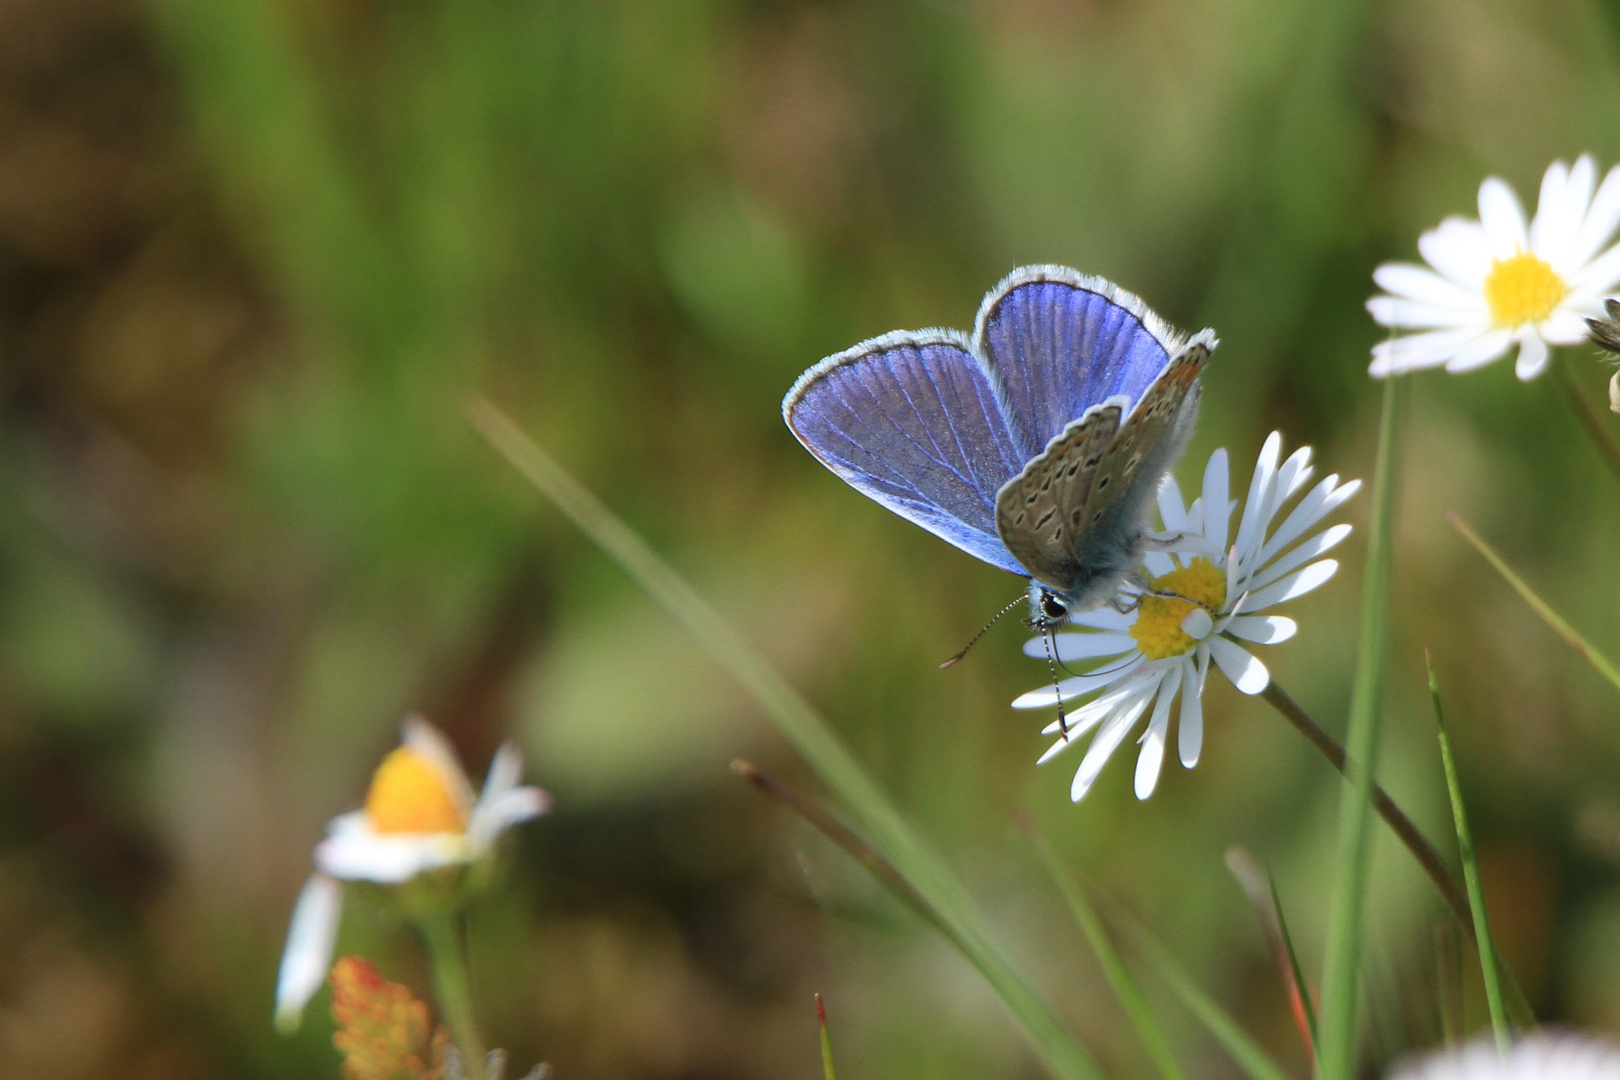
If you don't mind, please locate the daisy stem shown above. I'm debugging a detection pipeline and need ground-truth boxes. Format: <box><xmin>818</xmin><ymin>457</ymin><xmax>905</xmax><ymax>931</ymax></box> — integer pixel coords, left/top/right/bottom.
<box><xmin>1260</xmin><ymin>680</ymin><xmax>1466</xmax><ymax>926</ymax></box>
<box><xmin>1554</xmin><ymin>353</ymin><xmax>1620</xmax><ymax>488</ymax></box>
<box><xmin>417</xmin><ymin>913</ymin><xmax>487</xmax><ymax>1080</ymax></box>
<box><xmin>1261</xmin><ymin>679</ymin><xmax>1537</xmax><ymax>1027</ymax></box>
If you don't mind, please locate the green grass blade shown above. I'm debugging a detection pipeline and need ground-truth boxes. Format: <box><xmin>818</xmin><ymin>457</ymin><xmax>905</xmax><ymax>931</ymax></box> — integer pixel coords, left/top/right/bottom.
<box><xmin>1022</xmin><ymin>819</ymin><xmax>1188</xmax><ymax>1080</ymax></box>
<box><xmin>817</xmin><ymin>995</ymin><xmax>838</xmax><ymax>1080</ymax></box>
<box><xmin>1224</xmin><ymin>847</ymin><xmax>1316</xmax><ymax>1058</ymax></box>
<box><xmin>1317</xmin><ymin>374</ymin><xmax>1406</xmax><ymax>1080</ymax></box>
<box><xmin>1107</xmin><ymin>907</ymin><xmax>1293</xmax><ymax>1080</ymax></box>
<box><xmin>1269</xmin><ymin>872</ymin><xmax>1317</xmax><ymax>1052</ymax></box>
<box><xmin>469</xmin><ymin>400</ymin><xmax>1104</xmax><ymax>1080</ymax></box>
<box><xmin>1448</xmin><ymin>511</ymin><xmax>1620</xmax><ymax>698</ymax></box>
<box><xmin>1425</xmin><ymin>653</ymin><xmax>1511</xmax><ymax>1056</ymax></box>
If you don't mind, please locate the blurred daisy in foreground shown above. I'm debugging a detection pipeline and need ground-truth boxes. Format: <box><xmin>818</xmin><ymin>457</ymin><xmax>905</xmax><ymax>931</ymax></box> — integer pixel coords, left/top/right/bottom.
<box><xmin>1387</xmin><ymin>1032</ymin><xmax>1620</xmax><ymax>1080</ymax></box>
<box><xmin>1016</xmin><ymin>433</ymin><xmax>1360</xmax><ymax>801</ymax></box>
<box><xmin>1368</xmin><ymin>154</ymin><xmax>1620</xmax><ymax>380</ymax></box>
<box><xmin>275</xmin><ymin>717</ymin><xmax>550</xmax><ymax>1031</ymax></box>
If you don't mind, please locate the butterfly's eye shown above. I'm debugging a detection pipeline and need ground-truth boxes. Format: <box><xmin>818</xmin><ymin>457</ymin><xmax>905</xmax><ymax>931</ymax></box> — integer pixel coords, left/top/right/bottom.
<box><xmin>1040</xmin><ymin>593</ymin><xmax>1068</xmax><ymax>621</ymax></box>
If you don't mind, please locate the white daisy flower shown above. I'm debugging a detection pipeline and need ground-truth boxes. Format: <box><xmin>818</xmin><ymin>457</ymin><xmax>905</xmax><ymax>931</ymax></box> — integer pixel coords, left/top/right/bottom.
<box><xmin>1015</xmin><ymin>433</ymin><xmax>1360</xmax><ymax>802</ymax></box>
<box><xmin>274</xmin><ymin>716</ymin><xmax>550</xmax><ymax>1031</ymax></box>
<box><xmin>1368</xmin><ymin>154</ymin><xmax>1620</xmax><ymax>381</ymax></box>
<box><xmin>1387</xmin><ymin>1032</ymin><xmax>1620</xmax><ymax>1080</ymax></box>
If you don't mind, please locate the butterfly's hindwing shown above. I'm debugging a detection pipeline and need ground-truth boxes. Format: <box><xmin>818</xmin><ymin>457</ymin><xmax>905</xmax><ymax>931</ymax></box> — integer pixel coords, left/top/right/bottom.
<box><xmin>994</xmin><ymin>400</ymin><xmax>1124</xmax><ymax>590</ymax></box>
<box><xmin>1069</xmin><ymin>342</ymin><xmax>1209</xmax><ymax>582</ymax></box>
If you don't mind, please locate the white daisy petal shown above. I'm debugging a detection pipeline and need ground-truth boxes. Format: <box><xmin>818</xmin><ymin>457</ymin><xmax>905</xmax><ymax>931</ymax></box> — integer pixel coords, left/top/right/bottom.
<box><xmin>1573</xmin><ymin>163</ymin><xmax>1620</xmax><ymax>269</ymax></box>
<box><xmin>1439</xmin><ymin>329</ymin><xmax>1515</xmax><ymax>374</ymax></box>
<box><xmin>1388</xmin><ymin>1031</ymin><xmax>1620</xmax><ymax>1080</ymax></box>
<box><xmin>1478</xmin><ymin>176</ymin><xmax>1528</xmax><ymax>255</ymax></box>
<box><xmin>1372</xmin><ymin>263</ymin><xmax>1484</xmax><ymax>310</ymax></box>
<box><xmin>1267</xmin><ymin>447</ymin><xmax>1313</xmax><ymax>525</ymax></box>
<box><xmin>1248</xmin><ymin>524</ymin><xmax>1352</xmax><ymax>593</ymax></box>
<box><xmin>1366</xmin><ymin>296</ymin><xmax>1485</xmax><ymax>328</ymax></box>
<box><xmin>1024</xmin><ymin>632</ymin><xmax>1138</xmax><ymax>663</ymax></box>
<box><xmin>402</xmin><ymin>715</ymin><xmax>477</xmax><ymax>817</ymax></box>
<box><xmin>1259</xmin><ymin>479</ymin><xmax>1358</xmax><ymax>566</ymax></box>
<box><xmin>1071</xmin><ymin>696</ymin><xmax>1152</xmax><ymax>802</ymax></box>
<box><xmin>1209</xmin><ymin>636</ymin><xmax>1270</xmax><ymax>695</ymax></box>
<box><xmin>1143</xmin><ymin>550</ymin><xmax>1176</xmax><ymax>576</ymax></box>
<box><xmin>1418</xmin><ymin>217</ymin><xmax>1491</xmax><ymax>289</ymax></box>
<box><xmin>1133</xmin><ymin>666</ymin><xmax>1180</xmax><ymax>800</ymax></box>
<box><xmin>1225</xmin><ymin>614</ymin><xmax>1297</xmax><ymax>644</ymax></box>
<box><xmin>1068</xmin><ymin>608</ymin><xmax>1135</xmax><ymax>631</ymax></box>
<box><xmin>1038</xmin><ymin>686</ymin><xmax>1141</xmax><ymax>755</ymax></box>
<box><xmin>1234</xmin><ymin>433</ymin><xmax>1281</xmax><ymax>565</ymax></box>
<box><xmin>471</xmin><ymin>787</ymin><xmax>550</xmax><ymax>849</ymax></box>
<box><xmin>275</xmin><ymin>874</ymin><xmax>344</xmax><ymax>1033</ymax></box>
<box><xmin>1013</xmin><ymin>657</ymin><xmax>1145</xmax><ymax>709</ymax></box>
<box><xmin>1371</xmin><ymin>327</ymin><xmax>1494</xmax><ymax>375</ymax></box>
<box><xmin>1530</xmin><ymin>158</ymin><xmax>1575</xmax><ymax>260</ymax></box>
<box><xmin>1572</xmin><ymin>240</ymin><xmax>1620</xmax><ymax>295</ymax></box>
<box><xmin>1515</xmin><ymin>333</ymin><xmax>1550</xmax><ymax>381</ymax></box>
<box><xmin>1541</xmin><ymin>308</ymin><xmax>1591</xmax><ymax>343</ymax></box>
<box><xmin>1243</xmin><ymin>559</ymin><xmax>1339</xmax><ymax>610</ymax></box>
<box><xmin>1200</xmin><ymin>448</ymin><xmax>1229</xmax><ymax>555</ymax></box>
<box><xmin>316</xmin><ymin>824</ymin><xmax>464</xmax><ymax>883</ymax></box>
<box><xmin>1157</xmin><ymin>473</ymin><xmax>1188</xmax><ymax>533</ymax></box>
<box><xmin>1177</xmin><ymin>658</ymin><xmax>1204</xmax><ymax>768</ymax></box>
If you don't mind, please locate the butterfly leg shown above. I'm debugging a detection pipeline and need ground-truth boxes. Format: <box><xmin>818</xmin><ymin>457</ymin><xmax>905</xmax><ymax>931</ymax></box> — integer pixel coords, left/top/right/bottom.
<box><xmin>1039</xmin><ymin>616</ymin><xmax>1070</xmax><ymax>737</ymax></box>
<box><xmin>1142</xmin><ymin>532</ymin><xmax>1187</xmax><ymax>551</ymax></box>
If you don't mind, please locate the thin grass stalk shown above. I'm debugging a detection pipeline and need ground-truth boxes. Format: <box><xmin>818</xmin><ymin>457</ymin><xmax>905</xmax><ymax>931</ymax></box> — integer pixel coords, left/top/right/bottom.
<box><xmin>1224</xmin><ymin>848</ymin><xmax>1315</xmax><ymax>1060</ymax></box>
<box><xmin>1103</xmin><ymin>902</ymin><xmax>1293</xmax><ymax>1080</ymax></box>
<box><xmin>469</xmin><ymin>400</ymin><xmax>1103</xmax><ymax>1080</ymax></box>
<box><xmin>1021</xmin><ymin>818</ymin><xmax>1188</xmax><ymax>1080</ymax></box>
<box><xmin>1261</xmin><ymin>679</ymin><xmax>1535</xmax><ymax>1026</ymax></box>
<box><xmin>817</xmin><ymin>995</ymin><xmax>838</xmax><ymax>1080</ymax></box>
<box><xmin>1426</xmin><ymin>653</ymin><xmax>1511</xmax><ymax>1055</ymax></box>
<box><xmin>1317</xmin><ymin>373</ymin><xmax>1405</xmax><ymax>1080</ymax></box>
<box><xmin>1448</xmin><ymin>511</ymin><xmax>1620</xmax><ymax>697</ymax></box>
<box><xmin>1261</xmin><ymin>681</ymin><xmax>1468</xmax><ymax>926</ymax></box>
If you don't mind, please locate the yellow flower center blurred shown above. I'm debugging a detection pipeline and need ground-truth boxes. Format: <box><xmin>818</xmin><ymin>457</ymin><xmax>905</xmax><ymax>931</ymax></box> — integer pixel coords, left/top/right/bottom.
<box><xmin>1483</xmin><ymin>252</ymin><xmax>1565</xmax><ymax>327</ymax></box>
<box><xmin>1129</xmin><ymin>557</ymin><xmax>1226</xmax><ymax>661</ymax></box>
<box><xmin>364</xmin><ymin>747</ymin><xmax>466</xmax><ymax>834</ymax></box>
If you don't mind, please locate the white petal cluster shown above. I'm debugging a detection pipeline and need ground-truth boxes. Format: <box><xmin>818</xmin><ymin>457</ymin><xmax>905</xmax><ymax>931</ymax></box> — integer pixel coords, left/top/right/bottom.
<box><xmin>1369</xmin><ymin>155</ymin><xmax>1620</xmax><ymax>380</ymax></box>
<box><xmin>274</xmin><ymin>717</ymin><xmax>550</xmax><ymax>1032</ymax></box>
<box><xmin>1017</xmin><ymin>433</ymin><xmax>1359</xmax><ymax>801</ymax></box>
<box><xmin>1387</xmin><ymin>1033</ymin><xmax>1620</xmax><ymax>1080</ymax></box>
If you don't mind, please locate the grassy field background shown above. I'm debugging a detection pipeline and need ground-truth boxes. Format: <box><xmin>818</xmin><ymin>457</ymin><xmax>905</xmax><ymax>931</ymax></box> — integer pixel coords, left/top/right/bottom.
<box><xmin>2</xmin><ymin>0</ymin><xmax>1620</xmax><ymax>1076</ymax></box>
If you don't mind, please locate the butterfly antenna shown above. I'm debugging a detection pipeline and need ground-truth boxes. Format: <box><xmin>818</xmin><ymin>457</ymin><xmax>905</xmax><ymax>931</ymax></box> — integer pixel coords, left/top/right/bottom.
<box><xmin>1041</xmin><ymin>619</ymin><xmax>1070</xmax><ymax>736</ymax></box>
<box><xmin>939</xmin><ymin>595</ymin><xmax>1027</xmax><ymax>669</ymax></box>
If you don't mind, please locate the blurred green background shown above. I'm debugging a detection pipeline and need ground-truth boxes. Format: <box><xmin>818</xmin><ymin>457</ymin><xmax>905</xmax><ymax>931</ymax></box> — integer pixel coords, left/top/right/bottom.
<box><xmin>3</xmin><ymin>0</ymin><xmax>1620</xmax><ymax>1076</ymax></box>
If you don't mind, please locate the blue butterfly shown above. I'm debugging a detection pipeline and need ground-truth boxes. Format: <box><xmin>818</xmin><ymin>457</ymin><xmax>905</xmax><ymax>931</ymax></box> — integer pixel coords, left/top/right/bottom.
<box><xmin>783</xmin><ymin>265</ymin><xmax>1215</xmax><ymax>625</ymax></box>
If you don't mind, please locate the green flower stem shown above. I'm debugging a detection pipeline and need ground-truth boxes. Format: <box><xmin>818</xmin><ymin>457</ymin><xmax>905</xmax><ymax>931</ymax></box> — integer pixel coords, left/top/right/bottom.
<box><xmin>417</xmin><ymin>914</ymin><xmax>488</xmax><ymax>1080</ymax></box>
<box><xmin>1554</xmin><ymin>354</ymin><xmax>1620</xmax><ymax>488</ymax></box>
<box><xmin>1448</xmin><ymin>510</ymin><xmax>1620</xmax><ymax>698</ymax></box>
<box><xmin>469</xmin><ymin>399</ymin><xmax>1103</xmax><ymax>1080</ymax></box>
<box><xmin>1317</xmin><ymin>372</ymin><xmax>1404</xmax><ymax>1080</ymax></box>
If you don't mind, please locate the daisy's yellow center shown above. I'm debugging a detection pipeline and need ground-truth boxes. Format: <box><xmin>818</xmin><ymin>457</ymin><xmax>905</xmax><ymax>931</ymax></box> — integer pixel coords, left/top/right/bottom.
<box><xmin>1129</xmin><ymin>557</ymin><xmax>1226</xmax><ymax>661</ymax></box>
<box><xmin>1483</xmin><ymin>252</ymin><xmax>1565</xmax><ymax>327</ymax></box>
<box><xmin>364</xmin><ymin>747</ymin><xmax>466</xmax><ymax>835</ymax></box>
